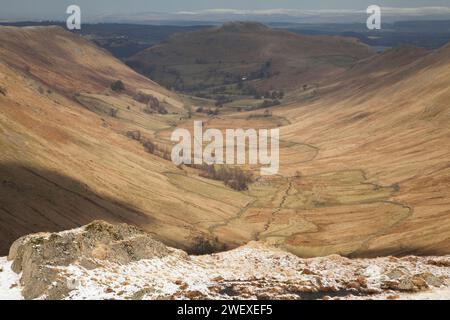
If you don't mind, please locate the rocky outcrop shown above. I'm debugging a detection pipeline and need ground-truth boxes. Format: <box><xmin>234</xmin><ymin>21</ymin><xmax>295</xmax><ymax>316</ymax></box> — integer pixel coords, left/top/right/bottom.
<box><xmin>4</xmin><ymin>221</ymin><xmax>450</xmax><ymax>300</ymax></box>
<box><xmin>7</xmin><ymin>221</ymin><xmax>174</xmax><ymax>299</ymax></box>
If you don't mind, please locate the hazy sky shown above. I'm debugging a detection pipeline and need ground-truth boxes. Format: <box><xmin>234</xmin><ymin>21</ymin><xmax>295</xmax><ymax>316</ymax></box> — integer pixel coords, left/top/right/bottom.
<box><xmin>1</xmin><ymin>0</ymin><xmax>450</xmax><ymax>20</ymax></box>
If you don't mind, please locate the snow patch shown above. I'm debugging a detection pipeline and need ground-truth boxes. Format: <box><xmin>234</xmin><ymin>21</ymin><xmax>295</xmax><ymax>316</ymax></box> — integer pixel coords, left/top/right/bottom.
<box><xmin>0</xmin><ymin>257</ymin><xmax>23</xmax><ymax>300</ymax></box>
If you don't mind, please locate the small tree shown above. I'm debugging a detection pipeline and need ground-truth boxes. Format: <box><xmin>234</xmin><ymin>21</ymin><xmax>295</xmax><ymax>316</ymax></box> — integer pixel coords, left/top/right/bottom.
<box><xmin>109</xmin><ymin>108</ymin><xmax>119</xmax><ymax>118</ymax></box>
<box><xmin>111</xmin><ymin>80</ymin><xmax>125</xmax><ymax>92</ymax></box>
<box><xmin>142</xmin><ymin>140</ymin><xmax>156</xmax><ymax>154</ymax></box>
<box><xmin>126</xmin><ymin>130</ymin><xmax>141</xmax><ymax>141</ymax></box>
<box><xmin>263</xmin><ymin>109</ymin><xmax>272</xmax><ymax>117</ymax></box>
<box><xmin>143</xmin><ymin>95</ymin><xmax>168</xmax><ymax>115</ymax></box>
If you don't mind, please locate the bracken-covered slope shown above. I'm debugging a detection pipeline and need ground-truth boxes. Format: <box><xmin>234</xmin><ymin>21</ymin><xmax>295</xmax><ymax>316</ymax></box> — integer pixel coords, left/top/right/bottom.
<box><xmin>1</xmin><ymin>25</ymin><xmax>449</xmax><ymax>260</ymax></box>
<box><xmin>0</xmin><ymin>26</ymin><xmax>251</xmax><ymax>255</ymax></box>
<box><xmin>0</xmin><ymin>26</ymin><xmax>177</xmax><ymax>98</ymax></box>
<box><xmin>127</xmin><ymin>22</ymin><xmax>374</xmax><ymax>92</ymax></box>
<box><xmin>158</xmin><ymin>43</ymin><xmax>449</xmax><ymax>258</ymax></box>
<box><xmin>265</xmin><ymin>43</ymin><xmax>450</xmax><ymax>257</ymax></box>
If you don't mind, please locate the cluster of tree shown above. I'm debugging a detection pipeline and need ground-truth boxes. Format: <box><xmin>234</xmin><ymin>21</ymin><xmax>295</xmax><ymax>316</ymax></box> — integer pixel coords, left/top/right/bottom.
<box><xmin>247</xmin><ymin>110</ymin><xmax>273</xmax><ymax>119</ymax></box>
<box><xmin>246</xmin><ymin>60</ymin><xmax>273</xmax><ymax>81</ymax></box>
<box><xmin>124</xmin><ymin>131</ymin><xmax>252</xmax><ymax>192</ymax></box>
<box><xmin>241</xmin><ymin>85</ymin><xmax>284</xmax><ymax>100</ymax></box>
<box><xmin>196</xmin><ymin>107</ymin><xmax>220</xmax><ymax>116</ymax></box>
<box><xmin>126</xmin><ymin>130</ymin><xmax>141</xmax><ymax>141</ymax></box>
<box><xmin>215</xmin><ymin>95</ymin><xmax>233</xmax><ymax>107</ymax></box>
<box><xmin>144</xmin><ymin>139</ymin><xmax>172</xmax><ymax>160</ymax></box>
<box><xmin>134</xmin><ymin>92</ymin><xmax>168</xmax><ymax>115</ymax></box>
<box><xmin>133</xmin><ymin>92</ymin><xmax>151</xmax><ymax>104</ymax></box>
<box><xmin>142</xmin><ymin>140</ymin><xmax>156</xmax><ymax>154</ymax></box>
<box><xmin>253</xmin><ymin>90</ymin><xmax>285</xmax><ymax>100</ymax></box>
<box><xmin>111</xmin><ymin>80</ymin><xmax>125</xmax><ymax>92</ymax></box>
<box><xmin>265</xmin><ymin>90</ymin><xmax>285</xmax><ymax>100</ymax></box>
<box><xmin>125</xmin><ymin>130</ymin><xmax>171</xmax><ymax>160</ymax></box>
<box><xmin>258</xmin><ymin>99</ymin><xmax>281</xmax><ymax>109</ymax></box>
<box><xmin>190</xmin><ymin>234</ymin><xmax>225</xmax><ymax>255</ymax></box>
<box><xmin>197</xmin><ymin>164</ymin><xmax>254</xmax><ymax>191</ymax></box>
<box><xmin>221</xmin><ymin>72</ymin><xmax>243</xmax><ymax>86</ymax></box>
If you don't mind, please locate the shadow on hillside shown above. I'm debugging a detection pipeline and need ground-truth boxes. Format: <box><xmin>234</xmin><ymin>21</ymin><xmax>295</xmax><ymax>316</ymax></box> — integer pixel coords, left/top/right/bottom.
<box><xmin>0</xmin><ymin>163</ymin><xmax>154</xmax><ymax>256</ymax></box>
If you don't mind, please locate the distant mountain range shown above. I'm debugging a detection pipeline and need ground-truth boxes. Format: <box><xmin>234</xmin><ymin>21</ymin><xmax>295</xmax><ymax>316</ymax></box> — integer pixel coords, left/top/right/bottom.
<box><xmin>90</xmin><ymin>7</ymin><xmax>450</xmax><ymax>24</ymax></box>
<box><xmin>2</xmin><ymin>7</ymin><xmax>450</xmax><ymax>25</ymax></box>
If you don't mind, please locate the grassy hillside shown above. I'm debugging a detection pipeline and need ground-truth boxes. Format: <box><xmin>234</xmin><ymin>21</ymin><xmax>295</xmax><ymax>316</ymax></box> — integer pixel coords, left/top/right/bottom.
<box><xmin>127</xmin><ymin>22</ymin><xmax>374</xmax><ymax>96</ymax></box>
<box><xmin>269</xmin><ymin>43</ymin><xmax>450</xmax><ymax>256</ymax></box>
<box><xmin>153</xmin><ymin>43</ymin><xmax>450</xmax><ymax>257</ymax></box>
<box><xmin>1</xmin><ymin>25</ymin><xmax>449</xmax><ymax>259</ymax></box>
<box><xmin>0</xmin><ymin>26</ymin><xmax>249</xmax><ymax>255</ymax></box>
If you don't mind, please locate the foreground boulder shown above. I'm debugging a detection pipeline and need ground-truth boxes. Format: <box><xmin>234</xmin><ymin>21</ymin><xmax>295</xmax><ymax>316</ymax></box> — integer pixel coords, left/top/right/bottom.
<box><xmin>3</xmin><ymin>222</ymin><xmax>450</xmax><ymax>300</ymax></box>
<box><xmin>8</xmin><ymin>221</ymin><xmax>172</xmax><ymax>299</ymax></box>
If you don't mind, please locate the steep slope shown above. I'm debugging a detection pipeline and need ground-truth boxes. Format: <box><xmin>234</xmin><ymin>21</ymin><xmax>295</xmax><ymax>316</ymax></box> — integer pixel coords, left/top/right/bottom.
<box><xmin>127</xmin><ymin>22</ymin><xmax>374</xmax><ymax>93</ymax></box>
<box><xmin>125</xmin><ymin>42</ymin><xmax>450</xmax><ymax>258</ymax></box>
<box><xmin>0</xmin><ymin>26</ymin><xmax>177</xmax><ymax>99</ymax></box>
<box><xmin>264</xmin><ymin>43</ymin><xmax>450</xmax><ymax>257</ymax></box>
<box><xmin>1</xmin><ymin>25</ymin><xmax>449</xmax><ymax>260</ymax></box>
<box><xmin>0</xmin><ymin>26</ymin><xmax>251</xmax><ymax>255</ymax></box>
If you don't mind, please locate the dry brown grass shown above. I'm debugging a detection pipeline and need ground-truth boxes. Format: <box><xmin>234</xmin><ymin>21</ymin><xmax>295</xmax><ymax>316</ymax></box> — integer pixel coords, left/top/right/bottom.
<box><xmin>1</xmin><ymin>26</ymin><xmax>449</xmax><ymax>258</ymax></box>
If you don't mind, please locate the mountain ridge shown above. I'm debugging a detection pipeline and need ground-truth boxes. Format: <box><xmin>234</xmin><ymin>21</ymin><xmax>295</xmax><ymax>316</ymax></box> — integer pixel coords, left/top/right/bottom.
<box><xmin>127</xmin><ymin>22</ymin><xmax>374</xmax><ymax>93</ymax></box>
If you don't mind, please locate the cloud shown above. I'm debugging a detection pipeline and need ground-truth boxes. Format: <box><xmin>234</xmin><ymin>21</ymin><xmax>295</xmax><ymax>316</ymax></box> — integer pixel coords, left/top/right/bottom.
<box><xmin>381</xmin><ymin>7</ymin><xmax>450</xmax><ymax>15</ymax></box>
<box><xmin>96</xmin><ymin>6</ymin><xmax>450</xmax><ymax>24</ymax></box>
<box><xmin>175</xmin><ymin>7</ymin><xmax>450</xmax><ymax>17</ymax></box>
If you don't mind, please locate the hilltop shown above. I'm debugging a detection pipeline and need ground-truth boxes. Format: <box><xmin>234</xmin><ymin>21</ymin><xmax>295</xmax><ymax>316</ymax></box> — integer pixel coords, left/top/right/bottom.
<box><xmin>127</xmin><ymin>22</ymin><xmax>374</xmax><ymax>95</ymax></box>
<box><xmin>0</xmin><ymin>26</ymin><xmax>177</xmax><ymax>98</ymax></box>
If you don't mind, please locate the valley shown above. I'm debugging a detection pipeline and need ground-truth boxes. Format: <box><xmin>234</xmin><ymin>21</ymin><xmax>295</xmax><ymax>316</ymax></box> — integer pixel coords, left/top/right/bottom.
<box><xmin>126</xmin><ymin>22</ymin><xmax>373</xmax><ymax>108</ymax></box>
<box><xmin>0</xmin><ymin>22</ymin><xmax>449</xmax><ymax>262</ymax></box>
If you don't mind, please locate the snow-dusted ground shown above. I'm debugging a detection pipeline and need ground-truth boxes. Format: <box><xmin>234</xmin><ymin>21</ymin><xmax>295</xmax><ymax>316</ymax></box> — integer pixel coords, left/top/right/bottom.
<box><xmin>2</xmin><ymin>237</ymin><xmax>450</xmax><ymax>300</ymax></box>
<box><xmin>401</xmin><ymin>287</ymin><xmax>450</xmax><ymax>300</ymax></box>
<box><xmin>0</xmin><ymin>257</ymin><xmax>23</xmax><ymax>300</ymax></box>
<box><xmin>48</xmin><ymin>245</ymin><xmax>450</xmax><ymax>300</ymax></box>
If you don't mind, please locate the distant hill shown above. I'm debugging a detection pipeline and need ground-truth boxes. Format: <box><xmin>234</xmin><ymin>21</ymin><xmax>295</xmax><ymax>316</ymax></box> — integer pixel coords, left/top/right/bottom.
<box><xmin>127</xmin><ymin>22</ymin><xmax>374</xmax><ymax>94</ymax></box>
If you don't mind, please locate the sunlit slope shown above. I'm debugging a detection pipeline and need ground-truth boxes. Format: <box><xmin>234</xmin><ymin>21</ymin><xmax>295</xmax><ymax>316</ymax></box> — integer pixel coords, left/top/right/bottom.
<box><xmin>1</xmin><ymin>25</ymin><xmax>449</xmax><ymax>258</ymax></box>
<box><xmin>0</xmin><ymin>26</ymin><xmax>181</xmax><ymax>102</ymax></box>
<box><xmin>270</xmin><ymin>44</ymin><xmax>450</xmax><ymax>256</ymax></box>
<box><xmin>147</xmin><ymin>43</ymin><xmax>450</xmax><ymax>257</ymax></box>
<box><xmin>0</xmin><ymin>26</ymin><xmax>251</xmax><ymax>255</ymax></box>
